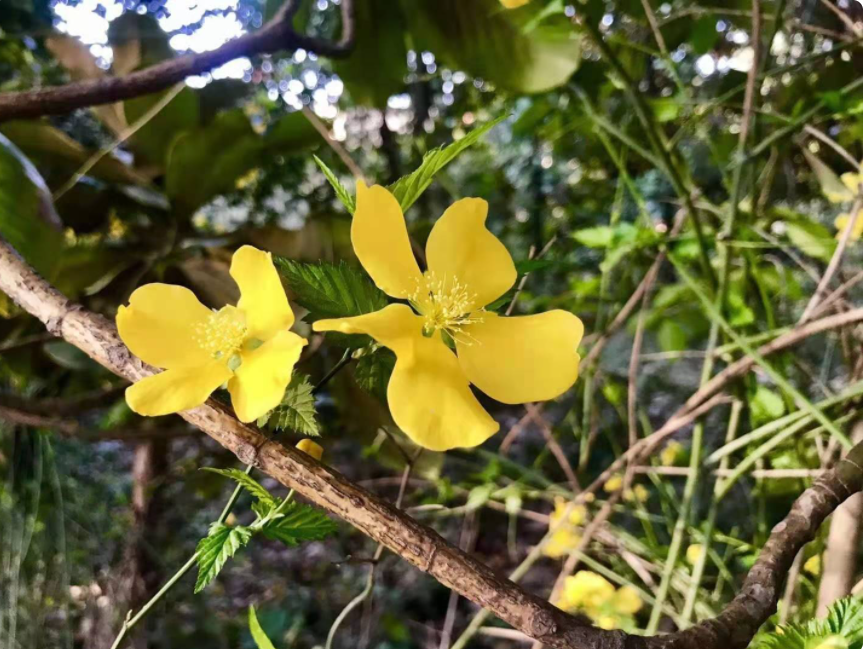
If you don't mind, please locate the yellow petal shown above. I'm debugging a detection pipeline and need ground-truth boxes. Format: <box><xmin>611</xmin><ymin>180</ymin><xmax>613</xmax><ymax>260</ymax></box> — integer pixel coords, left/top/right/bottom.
<box><xmin>613</xmin><ymin>586</ymin><xmax>643</xmax><ymax>615</ymax></box>
<box><xmin>457</xmin><ymin>311</ymin><xmax>584</xmax><ymax>404</ymax></box>
<box><xmin>230</xmin><ymin>245</ymin><xmax>294</xmax><ymax>340</ymax></box>
<box><xmin>296</xmin><ymin>438</ymin><xmax>324</xmax><ymax>461</ymax></box>
<box><xmin>228</xmin><ymin>330</ymin><xmax>307</xmax><ymax>423</ymax></box>
<box><xmin>126</xmin><ymin>361</ymin><xmax>231</xmax><ymax>416</ymax></box>
<box><xmin>425</xmin><ymin>198</ymin><xmax>517</xmax><ymax>310</ymax></box>
<box><xmin>352</xmin><ymin>182</ymin><xmax>423</xmax><ymax>299</ymax></box>
<box><xmin>117</xmin><ymin>283</ymin><xmax>213</xmax><ymax>369</ymax></box>
<box><xmin>500</xmin><ymin>0</ymin><xmax>530</xmax><ymax>7</ymax></box>
<box><xmin>314</xmin><ymin>305</ymin><xmax>499</xmax><ymax>450</ymax></box>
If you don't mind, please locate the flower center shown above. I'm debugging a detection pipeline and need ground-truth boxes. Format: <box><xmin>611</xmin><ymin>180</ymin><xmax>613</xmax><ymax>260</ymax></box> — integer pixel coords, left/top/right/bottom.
<box><xmin>193</xmin><ymin>306</ymin><xmax>247</xmax><ymax>360</ymax></box>
<box><xmin>408</xmin><ymin>271</ymin><xmax>483</xmax><ymax>343</ymax></box>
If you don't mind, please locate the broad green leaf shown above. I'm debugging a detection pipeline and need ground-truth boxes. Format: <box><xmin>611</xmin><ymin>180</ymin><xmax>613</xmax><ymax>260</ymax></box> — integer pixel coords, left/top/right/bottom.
<box><xmin>388</xmin><ymin>115</ymin><xmax>506</xmax><ymax>212</ymax></box>
<box><xmin>409</xmin><ymin>0</ymin><xmax>581</xmax><ymax>93</ymax></box>
<box><xmin>248</xmin><ymin>606</ymin><xmax>277</xmax><ymax>649</ymax></box>
<box><xmin>194</xmin><ymin>522</ymin><xmax>253</xmax><ymax>593</ymax></box>
<box><xmin>261</xmin><ymin>502</ymin><xmax>338</xmax><ymax>546</ymax></box>
<box><xmin>124</xmin><ymin>87</ymin><xmax>200</xmax><ymax>169</ymax></box>
<box><xmin>268</xmin><ymin>374</ymin><xmax>320</xmax><ymax>437</ymax></box>
<box><xmin>275</xmin><ymin>258</ymin><xmax>387</xmax><ymax>322</ymax></box>
<box><xmin>332</xmin><ymin>0</ymin><xmax>407</xmax><ymax>107</ymax></box>
<box><xmin>43</xmin><ymin>340</ymin><xmax>99</xmax><ymax>371</ymax></box>
<box><xmin>785</xmin><ymin>220</ymin><xmax>836</xmax><ymax>262</ymax></box>
<box><xmin>201</xmin><ymin>468</ymin><xmax>277</xmax><ymax>510</ymax></box>
<box><xmin>313</xmin><ymin>155</ymin><xmax>356</xmax><ymax>213</ymax></box>
<box><xmin>354</xmin><ymin>348</ymin><xmax>396</xmax><ymax>400</ymax></box>
<box><xmin>657</xmin><ymin>320</ymin><xmax>687</xmax><ymax>353</ymax></box>
<box><xmin>0</xmin><ymin>133</ymin><xmax>63</xmax><ymax>279</ymax></box>
<box><xmin>265</xmin><ymin>112</ymin><xmax>321</xmax><ymax>152</ymax></box>
<box><xmin>166</xmin><ymin>109</ymin><xmax>262</xmax><ymax>216</ymax></box>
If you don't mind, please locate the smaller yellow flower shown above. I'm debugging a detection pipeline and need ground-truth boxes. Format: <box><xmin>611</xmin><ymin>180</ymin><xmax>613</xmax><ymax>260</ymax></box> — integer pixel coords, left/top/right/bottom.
<box><xmin>603</xmin><ymin>474</ymin><xmax>623</xmax><ymax>493</ymax></box>
<box><xmin>117</xmin><ymin>246</ymin><xmax>306</xmax><ymax>423</ymax></box>
<box><xmin>500</xmin><ymin>0</ymin><xmax>530</xmax><ymax>7</ymax></box>
<box><xmin>661</xmin><ymin>441</ymin><xmax>683</xmax><ymax>467</ymax></box>
<box><xmin>612</xmin><ymin>586</ymin><xmax>643</xmax><ymax>615</ymax></box>
<box><xmin>686</xmin><ymin>544</ymin><xmax>704</xmax><ymax>566</ymax></box>
<box><xmin>804</xmin><ymin>554</ymin><xmax>821</xmax><ymax>575</ymax></box>
<box><xmin>544</xmin><ymin>527</ymin><xmax>582</xmax><ymax>559</ymax></box>
<box><xmin>597</xmin><ymin>616</ymin><xmax>618</xmax><ymax>630</ymax></box>
<box><xmin>296</xmin><ymin>439</ymin><xmax>324</xmax><ymax>461</ymax></box>
<box><xmin>624</xmin><ymin>484</ymin><xmax>650</xmax><ymax>503</ymax></box>
<box><xmin>544</xmin><ymin>498</ymin><xmax>587</xmax><ymax>558</ymax></box>
<box><xmin>834</xmin><ymin>209</ymin><xmax>863</xmax><ymax>242</ymax></box>
<box><xmin>559</xmin><ymin>571</ymin><xmax>615</xmax><ymax>613</ymax></box>
<box><xmin>551</xmin><ymin>498</ymin><xmax>587</xmax><ymax>527</ymax></box>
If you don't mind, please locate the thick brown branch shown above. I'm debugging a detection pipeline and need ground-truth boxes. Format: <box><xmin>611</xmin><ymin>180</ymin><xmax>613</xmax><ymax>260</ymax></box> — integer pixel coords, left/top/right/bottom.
<box><xmin>0</xmin><ymin>0</ymin><xmax>355</xmax><ymax>121</ymax></box>
<box><xmin>0</xmin><ymin>234</ymin><xmax>861</xmax><ymax>649</ymax></box>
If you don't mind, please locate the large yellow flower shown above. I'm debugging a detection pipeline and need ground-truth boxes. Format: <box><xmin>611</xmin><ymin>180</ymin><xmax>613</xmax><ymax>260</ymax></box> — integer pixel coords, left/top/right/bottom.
<box><xmin>117</xmin><ymin>246</ymin><xmax>307</xmax><ymax>423</ymax></box>
<box><xmin>313</xmin><ymin>182</ymin><xmax>584</xmax><ymax>451</ymax></box>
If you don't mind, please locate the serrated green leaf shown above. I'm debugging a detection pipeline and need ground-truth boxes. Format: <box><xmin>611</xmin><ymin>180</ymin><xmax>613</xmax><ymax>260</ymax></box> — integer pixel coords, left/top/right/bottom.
<box><xmin>275</xmin><ymin>258</ymin><xmax>388</xmax><ymax>348</ymax></box>
<box><xmin>248</xmin><ymin>605</ymin><xmax>277</xmax><ymax>649</ymax></box>
<box><xmin>201</xmin><ymin>468</ymin><xmax>277</xmax><ymax>509</ymax></box>
<box><xmin>388</xmin><ymin>115</ymin><xmax>506</xmax><ymax>212</ymax></box>
<box><xmin>753</xmin><ymin>596</ymin><xmax>862</xmax><ymax>649</ymax></box>
<box><xmin>194</xmin><ymin>523</ymin><xmax>253</xmax><ymax>593</ymax></box>
<box><xmin>313</xmin><ymin>154</ymin><xmax>356</xmax><ymax>213</ymax></box>
<box><xmin>261</xmin><ymin>502</ymin><xmax>338</xmax><ymax>547</ymax></box>
<box><xmin>269</xmin><ymin>374</ymin><xmax>320</xmax><ymax>437</ymax></box>
<box><xmin>354</xmin><ymin>348</ymin><xmax>396</xmax><ymax>400</ymax></box>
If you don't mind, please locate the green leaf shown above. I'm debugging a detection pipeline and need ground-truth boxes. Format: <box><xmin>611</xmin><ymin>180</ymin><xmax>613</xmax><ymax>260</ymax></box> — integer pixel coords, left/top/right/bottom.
<box><xmin>750</xmin><ymin>386</ymin><xmax>785</xmax><ymax>425</ymax></box>
<box><xmin>0</xmin><ymin>133</ymin><xmax>63</xmax><ymax>279</ymax></box>
<box><xmin>388</xmin><ymin>115</ymin><xmax>506</xmax><ymax>212</ymax></box>
<box><xmin>248</xmin><ymin>606</ymin><xmax>277</xmax><ymax>649</ymax></box>
<box><xmin>753</xmin><ymin>596</ymin><xmax>862</xmax><ymax>649</ymax></box>
<box><xmin>354</xmin><ymin>348</ymin><xmax>396</xmax><ymax>400</ymax></box>
<box><xmin>785</xmin><ymin>220</ymin><xmax>837</xmax><ymax>262</ymax></box>
<box><xmin>313</xmin><ymin>155</ymin><xmax>356</xmax><ymax>213</ymax></box>
<box><xmin>194</xmin><ymin>522</ymin><xmax>253</xmax><ymax>593</ymax></box>
<box><xmin>802</xmin><ymin>149</ymin><xmax>854</xmax><ymax>204</ymax></box>
<box><xmin>165</xmin><ymin>109</ymin><xmax>262</xmax><ymax>216</ymax></box>
<box><xmin>573</xmin><ymin>226</ymin><xmax>614</xmax><ymax>248</ymax></box>
<box><xmin>261</xmin><ymin>502</ymin><xmax>338</xmax><ymax>547</ymax></box>
<box><xmin>124</xmin><ymin>87</ymin><xmax>200</xmax><ymax>169</ymax></box>
<box><xmin>657</xmin><ymin>320</ymin><xmax>687</xmax><ymax>353</ymax></box>
<box><xmin>275</xmin><ymin>258</ymin><xmax>387</xmax><ymax>349</ymax></box>
<box><xmin>269</xmin><ymin>374</ymin><xmax>320</xmax><ymax>437</ymax></box>
<box><xmin>265</xmin><ymin>112</ymin><xmax>321</xmax><ymax>153</ymax></box>
<box><xmin>201</xmin><ymin>468</ymin><xmax>277</xmax><ymax>510</ymax></box>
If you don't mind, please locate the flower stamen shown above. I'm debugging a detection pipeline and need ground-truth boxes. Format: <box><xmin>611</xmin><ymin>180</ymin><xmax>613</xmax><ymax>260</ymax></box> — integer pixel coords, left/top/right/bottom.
<box><xmin>193</xmin><ymin>307</ymin><xmax>247</xmax><ymax>361</ymax></box>
<box><xmin>408</xmin><ymin>271</ymin><xmax>483</xmax><ymax>344</ymax></box>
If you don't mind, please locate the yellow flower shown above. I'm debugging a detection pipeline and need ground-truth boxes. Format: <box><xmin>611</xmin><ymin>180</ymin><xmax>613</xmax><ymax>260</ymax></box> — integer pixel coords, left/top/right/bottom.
<box><xmin>313</xmin><ymin>183</ymin><xmax>584</xmax><ymax>451</ymax></box>
<box><xmin>559</xmin><ymin>571</ymin><xmax>615</xmax><ymax>613</ymax></box>
<box><xmin>834</xmin><ymin>209</ymin><xmax>863</xmax><ymax>242</ymax></box>
<box><xmin>603</xmin><ymin>474</ymin><xmax>623</xmax><ymax>493</ymax></box>
<box><xmin>624</xmin><ymin>484</ymin><xmax>650</xmax><ymax>503</ymax></box>
<box><xmin>117</xmin><ymin>246</ymin><xmax>306</xmax><ymax>423</ymax></box>
<box><xmin>544</xmin><ymin>527</ymin><xmax>582</xmax><ymax>559</ymax></box>
<box><xmin>686</xmin><ymin>544</ymin><xmax>704</xmax><ymax>565</ymax></box>
<box><xmin>500</xmin><ymin>0</ymin><xmax>530</xmax><ymax>7</ymax></box>
<box><xmin>296</xmin><ymin>439</ymin><xmax>324</xmax><ymax>461</ymax></box>
<box><xmin>551</xmin><ymin>498</ymin><xmax>587</xmax><ymax>527</ymax></box>
<box><xmin>612</xmin><ymin>586</ymin><xmax>643</xmax><ymax>615</ymax></box>
<box><xmin>660</xmin><ymin>441</ymin><xmax>683</xmax><ymax>466</ymax></box>
<box><xmin>597</xmin><ymin>616</ymin><xmax>618</xmax><ymax>630</ymax></box>
<box><xmin>804</xmin><ymin>554</ymin><xmax>821</xmax><ymax>575</ymax></box>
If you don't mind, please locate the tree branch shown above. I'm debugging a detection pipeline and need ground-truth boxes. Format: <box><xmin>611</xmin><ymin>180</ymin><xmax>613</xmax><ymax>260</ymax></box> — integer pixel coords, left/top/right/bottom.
<box><xmin>0</xmin><ymin>0</ymin><xmax>355</xmax><ymax>121</ymax></box>
<box><xmin>0</xmin><ymin>235</ymin><xmax>860</xmax><ymax>649</ymax></box>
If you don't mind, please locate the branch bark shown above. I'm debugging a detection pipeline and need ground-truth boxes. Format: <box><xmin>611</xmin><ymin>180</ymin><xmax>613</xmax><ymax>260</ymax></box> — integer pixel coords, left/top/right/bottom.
<box><xmin>0</xmin><ymin>0</ymin><xmax>355</xmax><ymax>121</ymax></box>
<box><xmin>0</xmin><ymin>235</ymin><xmax>861</xmax><ymax>649</ymax></box>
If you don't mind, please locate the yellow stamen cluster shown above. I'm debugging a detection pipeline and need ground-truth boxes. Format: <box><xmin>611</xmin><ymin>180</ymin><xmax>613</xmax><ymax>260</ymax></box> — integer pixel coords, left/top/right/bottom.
<box><xmin>193</xmin><ymin>307</ymin><xmax>247</xmax><ymax>360</ymax></box>
<box><xmin>408</xmin><ymin>271</ymin><xmax>483</xmax><ymax>343</ymax></box>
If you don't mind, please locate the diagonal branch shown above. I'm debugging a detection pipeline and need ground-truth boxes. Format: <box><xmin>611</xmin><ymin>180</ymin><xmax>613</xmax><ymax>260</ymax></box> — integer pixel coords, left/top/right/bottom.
<box><xmin>0</xmin><ymin>234</ymin><xmax>861</xmax><ymax>649</ymax></box>
<box><xmin>0</xmin><ymin>0</ymin><xmax>355</xmax><ymax>121</ymax></box>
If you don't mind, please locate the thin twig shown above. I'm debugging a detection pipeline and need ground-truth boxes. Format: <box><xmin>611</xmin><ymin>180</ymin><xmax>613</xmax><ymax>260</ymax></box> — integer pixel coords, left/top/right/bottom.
<box><xmin>302</xmin><ymin>106</ymin><xmax>365</xmax><ymax>181</ymax></box>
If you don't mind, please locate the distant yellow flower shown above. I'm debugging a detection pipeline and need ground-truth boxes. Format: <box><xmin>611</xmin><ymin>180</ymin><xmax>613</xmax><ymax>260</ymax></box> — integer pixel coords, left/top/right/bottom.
<box><xmin>804</xmin><ymin>554</ymin><xmax>821</xmax><ymax>575</ymax></box>
<box><xmin>559</xmin><ymin>571</ymin><xmax>616</xmax><ymax>613</ymax></box>
<box><xmin>551</xmin><ymin>498</ymin><xmax>587</xmax><ymax>527</ymax></box>
<box><xmin>545</xmin><ymin>527</ymin><xmax>582</xmax><ymax>559</ymax></box>
<box><xmin>117</xmin><ymin>246</ymin><xmax>306</xmax><ymax>423</ymax></box>
<box><xmin>612</xmin><ymin>586</ymin><xmax>643</xmax><ymax>615</ymax></box>
<box><xmin>834</xmin><ymin>209</ymin><xmax>863</xmax><ymax>242</ymax></box>
<box><xmin>544</xmin><ymin>498</ymin><xmax>587</xmax><ymax>558</ymax></box>
<box><xmin>624</xmin><ymin>484</ymin><xmax>650</xmax><ymax>503</ymax></box>
<box><xmin>597</xmin><ymin>616</ymin><xmax>618</xmax><ymax>630</ymax></box>
<box><xmin>500</xmin><ymin>0</ymin><xmax>530</xmax><ymax>7</ymax></box>
<box><xmin>686</xmin><ymin>544</ymin><xmax>704</xmax><ymax>565</ymax></box>
<box><xmin>661</xmin><ymin>441</ymin><xmax>683</xmax><ymax>466</ymax></box>
<box><xmin>314</xmin><ymin>182</ymin><xmax>584</xmax><ymax>451</ymax></box>
<box><xmin>604</xmin><ymin>474</ymin><xmax>623</xmax><ymax>493</ymax></box>
<box><xmin>296</xmin><ymin>439</ymin><xmax>324</xmax><ymax>461</ymax></box>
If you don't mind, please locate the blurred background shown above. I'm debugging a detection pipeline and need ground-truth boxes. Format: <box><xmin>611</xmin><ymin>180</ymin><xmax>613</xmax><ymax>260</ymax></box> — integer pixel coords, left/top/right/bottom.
<box><xmin>0</xmin><ymin>0</ymin><xmax>861</xmax><ymax>647</ymax></box>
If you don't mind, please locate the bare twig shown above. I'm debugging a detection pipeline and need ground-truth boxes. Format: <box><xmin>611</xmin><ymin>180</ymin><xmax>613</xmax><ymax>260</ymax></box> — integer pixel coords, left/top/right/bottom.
<box><xmin>302</xmin><ymin>106</ymin><xmax>365</xmax><ymax>181</ymax></box>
